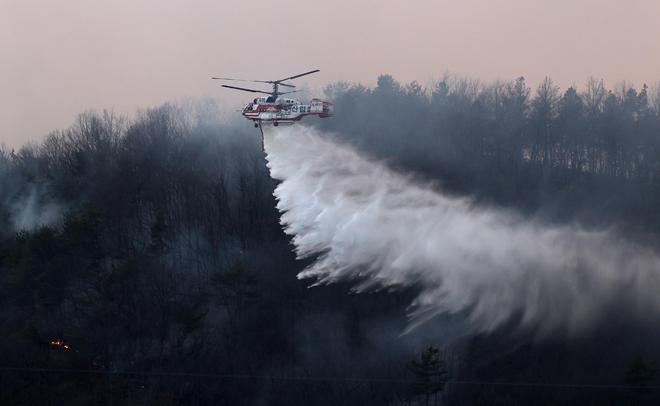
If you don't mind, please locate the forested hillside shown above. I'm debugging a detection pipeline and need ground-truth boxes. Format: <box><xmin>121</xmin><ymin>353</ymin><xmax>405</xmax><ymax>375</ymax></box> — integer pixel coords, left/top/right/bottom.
<box><xmin>1</xmin><ymin>75</ymin><xmax>659</xmax><ymax>405</ymax></box>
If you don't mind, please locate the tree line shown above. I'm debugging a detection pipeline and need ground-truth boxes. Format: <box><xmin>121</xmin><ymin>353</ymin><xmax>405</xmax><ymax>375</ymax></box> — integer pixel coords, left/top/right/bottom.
<box><xmin>320</xmin><ymin>75</ymin><xmax>660</xmax><ymax>232</ymax></box>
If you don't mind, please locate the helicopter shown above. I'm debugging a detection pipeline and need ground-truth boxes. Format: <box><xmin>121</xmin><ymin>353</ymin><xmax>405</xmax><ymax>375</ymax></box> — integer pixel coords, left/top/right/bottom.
<box><xmin>212</xmin><ymin>69</ymin><xmax>333</xmax><ymax>129</ymax></box>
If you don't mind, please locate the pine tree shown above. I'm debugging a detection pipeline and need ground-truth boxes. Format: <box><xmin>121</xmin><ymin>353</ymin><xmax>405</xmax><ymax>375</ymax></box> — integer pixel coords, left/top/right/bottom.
<box><xmin>409</xmin><ymin>346</ymin><xmax>449</xmax><ymax>406</ymax></box>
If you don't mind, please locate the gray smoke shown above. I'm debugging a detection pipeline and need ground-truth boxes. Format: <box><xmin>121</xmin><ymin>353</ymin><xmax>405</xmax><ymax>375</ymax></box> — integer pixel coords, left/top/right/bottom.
<box><xmin>262</xmin><ymin>125</ymin><xmax>660</xmax><ymax>337</ymax></box>
<box><xmin>9</xmin><ymin>185</ymin><xmax>63</xmax><ymax>231</ymax></box>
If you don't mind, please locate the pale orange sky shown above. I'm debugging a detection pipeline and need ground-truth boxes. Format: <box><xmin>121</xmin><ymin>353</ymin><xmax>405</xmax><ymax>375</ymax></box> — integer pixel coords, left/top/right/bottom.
<box><xmin>2</xmin><ymin>0</ymin><xmax>660</xmax><ymax>147</ymax></box>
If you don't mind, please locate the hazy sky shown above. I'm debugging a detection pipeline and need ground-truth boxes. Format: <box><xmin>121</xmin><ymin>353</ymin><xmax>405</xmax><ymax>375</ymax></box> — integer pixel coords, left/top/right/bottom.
<box><xmin>2</xmin><ymin>0</ymin><xmax>660</xmax><ymax>147</ymax></box>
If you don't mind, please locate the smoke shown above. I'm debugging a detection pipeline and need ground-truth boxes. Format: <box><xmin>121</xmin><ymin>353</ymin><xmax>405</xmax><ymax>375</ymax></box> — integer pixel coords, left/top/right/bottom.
<box><xmin>0</xmin><ymin>175</ymin><xmax>63</xmax><ymax>232</ymax></box>
<box><xmin>262</xmin><ymin>125</ymin><xmax>660</xmax><ymax>337</ymax></box>
<box><xmin>9</xmin><ymin>186</ymin><xmax>63</xmax><ymax>231</ymax></box>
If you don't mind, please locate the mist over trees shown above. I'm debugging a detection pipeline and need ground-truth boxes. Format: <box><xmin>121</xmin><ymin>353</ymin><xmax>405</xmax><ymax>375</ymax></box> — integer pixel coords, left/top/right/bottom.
<box><xmin>320</xmin><ymin>75</ymin><xmax>660</xmax><ymax>233</ymax></box>
<box><xmin>0</xmin><ymin>74</ymin><xmax>659</xmax><ymax>405</ymax></box>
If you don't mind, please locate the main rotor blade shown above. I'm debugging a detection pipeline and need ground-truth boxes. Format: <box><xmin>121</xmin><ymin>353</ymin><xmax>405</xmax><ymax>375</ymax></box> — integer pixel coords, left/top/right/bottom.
<box><xmin>215</xmin><ymin>78</ymin><xmax>295</xmax><ymax>88</ymax></box>
<box><xmin>220</xmin><ymin>84</ymin><xmax>272</xmax><ymax>95</ymax></box>
<box><xmin>277</xmin><ymin>69</ymin><xmax>320</xmax><ymax>83</ymax></box>
<box><xmin>279</xmin><ymin>90</ymin><xmax>301</xmax><ymax>95</ymax></box>
<box><xmin>212</xmin><ymin>77</ymin><xmax>272</xmax><ymax>84</ymax></box>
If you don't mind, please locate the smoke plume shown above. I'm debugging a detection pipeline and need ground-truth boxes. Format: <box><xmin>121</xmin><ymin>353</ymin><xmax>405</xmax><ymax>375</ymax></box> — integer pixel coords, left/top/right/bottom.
<box><xmin>262</xmin><ymin>125</ymin><xmax>660</xmax><ymax>336</ymax></box>
<box><xmin>10</xmin><ymin>186</ymin><xmax>63</xmax><ymax>232</ymax></box>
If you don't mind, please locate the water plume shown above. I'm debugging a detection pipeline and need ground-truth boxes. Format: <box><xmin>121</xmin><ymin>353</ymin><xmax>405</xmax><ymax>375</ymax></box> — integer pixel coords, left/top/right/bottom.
<box><xmin>262</xmin><ymin>125</ymin><xmax>660</xmax><ymax>336</ymax></box>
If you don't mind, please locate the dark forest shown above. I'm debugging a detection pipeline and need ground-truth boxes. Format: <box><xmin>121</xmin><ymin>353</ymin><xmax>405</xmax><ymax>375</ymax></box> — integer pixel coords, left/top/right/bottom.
<box><xmin>1</xmin><ymin>75</ymin><xmax>660</xmax><ymax>405</ymax></box>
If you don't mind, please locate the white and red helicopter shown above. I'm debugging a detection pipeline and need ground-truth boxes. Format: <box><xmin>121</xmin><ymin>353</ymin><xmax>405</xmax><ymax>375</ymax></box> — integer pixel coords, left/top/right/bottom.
<box><xmin>212</xmin><ymin>69</ymin><xmax>333</xmax><ymax>129</ymax></box>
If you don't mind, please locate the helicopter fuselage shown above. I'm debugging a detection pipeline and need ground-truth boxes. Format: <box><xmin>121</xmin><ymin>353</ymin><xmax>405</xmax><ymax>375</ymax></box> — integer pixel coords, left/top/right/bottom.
<box><xmin>242</xmin><ymin>98</ymin><xmax>333</xmax><ymax>125</ymax></box>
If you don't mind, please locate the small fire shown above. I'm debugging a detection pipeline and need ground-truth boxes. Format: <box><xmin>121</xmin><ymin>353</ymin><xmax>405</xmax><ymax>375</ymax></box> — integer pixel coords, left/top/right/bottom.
<box><xmin>49</xmin><ymin>339</ymin><xmax>71</xmax><ymax>350</ymax></box>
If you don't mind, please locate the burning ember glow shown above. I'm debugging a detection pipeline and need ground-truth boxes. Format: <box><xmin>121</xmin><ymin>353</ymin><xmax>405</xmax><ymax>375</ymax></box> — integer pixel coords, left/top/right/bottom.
<box><xmin>49</xmin><ymin>339</ymin><xmax>71</xmax><ymax>350</ymax></box>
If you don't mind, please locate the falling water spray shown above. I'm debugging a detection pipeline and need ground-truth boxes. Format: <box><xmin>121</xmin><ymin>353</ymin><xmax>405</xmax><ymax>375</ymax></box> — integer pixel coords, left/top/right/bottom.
<box><xmin>261</xmin><ymin>125</ymin><xmax>660</xmax><ymax>336</ymax></box>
